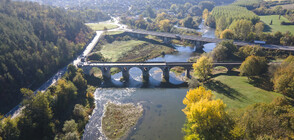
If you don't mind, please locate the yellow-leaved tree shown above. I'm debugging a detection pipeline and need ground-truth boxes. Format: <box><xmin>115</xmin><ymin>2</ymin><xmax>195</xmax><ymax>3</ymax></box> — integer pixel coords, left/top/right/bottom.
<box><xmin>182</xmin><ymin>86</ymin><xmax>233</xmax><ymax>140</ymax></box>
<box><xmin>193</xmin><ymin>55</ymin><xmax>213</xmax><ymax>81</ymax></box>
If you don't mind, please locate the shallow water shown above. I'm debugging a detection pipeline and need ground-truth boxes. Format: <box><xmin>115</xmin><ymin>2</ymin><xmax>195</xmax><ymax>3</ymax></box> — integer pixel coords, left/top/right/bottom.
<box><xmin>82</xmin><ymin>21</ymin><xmax>216</xmax><ymax>140</ymax></box>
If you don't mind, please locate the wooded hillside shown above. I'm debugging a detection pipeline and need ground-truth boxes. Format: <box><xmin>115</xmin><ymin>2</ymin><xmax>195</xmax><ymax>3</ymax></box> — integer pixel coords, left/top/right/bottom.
<box><xmin>0</xmin><ymin>0</ymin><xmax>93</xmax><ymax>114</ymax></box>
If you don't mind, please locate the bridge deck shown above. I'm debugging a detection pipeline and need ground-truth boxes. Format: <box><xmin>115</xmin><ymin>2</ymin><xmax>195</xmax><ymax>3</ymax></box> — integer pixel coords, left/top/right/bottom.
<box><xmin>125</xmin><ymin>29</ymin><xmax>294</xmax><ymax>51</ymax></box>
<box><xmin>80</xmin><ymin>62</ymin><xmax>242</xmax><ymax>67</ymax></box>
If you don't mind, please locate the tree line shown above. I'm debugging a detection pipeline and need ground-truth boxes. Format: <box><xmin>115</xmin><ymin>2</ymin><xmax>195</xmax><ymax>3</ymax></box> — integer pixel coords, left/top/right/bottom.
<box><xmin>0</xmin><ymin>0</ymin><xmax>93</xmax><ymax>114</ymax></box>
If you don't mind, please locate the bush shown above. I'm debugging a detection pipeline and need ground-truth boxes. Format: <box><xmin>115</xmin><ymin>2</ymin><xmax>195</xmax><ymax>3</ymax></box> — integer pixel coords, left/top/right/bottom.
<box><xmin>87</xmin><ymin>52</ymin><xmax>107</xmax><ymax>62</ymax></box>
<box><xmin>236</xmin><ymin>45</ymin><xmax>264</xmax><ymax>60</ymax></box>
<box><xmin>273</xmin><ymin>64</ymin><xmax>294</xmax><ymax>97</ymax></box>
<box><xmin>232</xmin><ymin>98</ymin><xmax>294</xmax><ymax>139</ymax></box>
<box><xmin>220</xmin><ymin>29</ymin><xmax>235</xmax><ymax>39</ymax></box>
<box><xmin>240</xmin><ymin>56</ymin><xmax>268</xmax><ymax>79</ymax></box>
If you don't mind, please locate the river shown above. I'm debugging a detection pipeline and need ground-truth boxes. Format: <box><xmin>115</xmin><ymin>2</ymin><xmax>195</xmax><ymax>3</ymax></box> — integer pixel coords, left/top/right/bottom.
<box><xmin>82</xmin><ymin>22</ymin><xmax>216</xmax><ymax>140</ymax></box>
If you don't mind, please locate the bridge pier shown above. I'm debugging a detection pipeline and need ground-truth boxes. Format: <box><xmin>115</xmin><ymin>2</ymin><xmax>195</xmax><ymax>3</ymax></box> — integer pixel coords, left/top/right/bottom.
<box><xmin>163</xmin><ymin>37</ymin><xmax>171</xmax><ymax>44</ymax></box>
<box><xmin>194</xmin><ymin>41</ymin><xmax>205</xmax><ymax>51</ymax></box>
<box><xmin>186</xmin><ymin>68</ymin><xmax>192</xmax><ymax>79</ymax></box>
<box><xmin>122</xmin><ymin>67</ymin><xmax>130</xmax><ymax>83</ymax></box>
<box><xmin>226</xmin><ymin>66</ymin><xmax>234</xmax><ymax>73</ymax></box>
<box><xmin>142</xmin><ymin>67</ymin><xmax>150</xmax><ymax>83</ymax></box>
<box><xmin>102</xmin><ymin>67</ymin><xmax>111</xmax><ymax>82</ymax></box>
<box><xmin>162</xmin><ymin>67</ymin><xmax>170</xmax><ymax>82</ymax></box>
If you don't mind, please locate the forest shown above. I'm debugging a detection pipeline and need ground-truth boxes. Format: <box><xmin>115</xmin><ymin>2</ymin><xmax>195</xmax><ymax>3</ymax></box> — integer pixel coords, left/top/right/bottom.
<box><xmin>0</xmin><ymin>65</ymin><xmax>95</xmax><ymax>140</ymax></box>
<box><xmin>0</xmin><ymin>0</ymin><xmax>93</xmax><ymax>114</ymax></box>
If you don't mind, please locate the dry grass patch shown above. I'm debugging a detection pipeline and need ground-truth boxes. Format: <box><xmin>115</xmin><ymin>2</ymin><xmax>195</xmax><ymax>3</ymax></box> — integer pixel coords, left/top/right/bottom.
<box><xmin>102</xmin><ymin>102</ymin><xmax>143</xmax><ymax>140</ymax></box>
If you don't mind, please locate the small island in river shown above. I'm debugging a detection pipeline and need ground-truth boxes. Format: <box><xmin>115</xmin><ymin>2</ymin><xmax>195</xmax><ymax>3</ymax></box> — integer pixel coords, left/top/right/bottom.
<box><xmin>102</xmin><ymin>102</ymin><xmax>143</xmax><ymax>140</ymax></box>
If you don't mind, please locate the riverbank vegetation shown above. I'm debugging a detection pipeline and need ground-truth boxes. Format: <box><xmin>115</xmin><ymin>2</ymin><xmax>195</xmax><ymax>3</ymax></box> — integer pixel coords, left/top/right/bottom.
<box><xmin>0</xmin><ymin>65</ymin><xmax>95</xmax><ymax>140</ymax></box>
<box><xmin>102</xmin><ymin>102</ymin><xmax>143</xmax><ymax>140</ymax></box>
<box><xmin>0</xmin><ymin>1</ymin><xmax>94</xmax><ymax>114</ymax></box>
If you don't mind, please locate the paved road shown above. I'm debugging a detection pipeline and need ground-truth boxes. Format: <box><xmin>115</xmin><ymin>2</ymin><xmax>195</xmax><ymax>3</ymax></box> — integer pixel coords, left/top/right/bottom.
<box><xmin>125</xmin><ymin>29</ymin><xmax>294</xmax><ymax>51</ymax></box>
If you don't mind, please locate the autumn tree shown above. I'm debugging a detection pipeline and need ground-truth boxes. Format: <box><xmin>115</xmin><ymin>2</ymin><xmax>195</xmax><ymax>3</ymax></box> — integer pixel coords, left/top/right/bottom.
<box><xmin>240</xmin><ymin>56</ymin><xmax>268</xmax><ymax>79</ymax></box>
<box><xmin>202</xmin><ymin>9</ymin><xmax>209</xmax><ymax>22</ymax></box>
<box><xmin>273</xmin><ymin>55</ymin><xmax>294</xmax><ymax>97</ymax></box>
<box><xmin>159</xmin><ymin>19</ymin><xmax>172</xmax><ymax>32</ymax></box>
<box><xmin>182</xmin><ymin>87</ymin><xmax>232</xmax><ymax>140</ymax></box>
<box><xmin>232</xmin><ymin>97</ymin><xmax>294</xmax><ymax>139</ymax></box>
<box><xmin>220</xmin><ymin>29</ymin><xmax>235</xmax><ymax>39</ymax></box>
<box><xmin>193</xmin><ymin>55</ymin><xmax>213</xmax><ymax>81</ymax></box>
<box><xmin>254</xmin><ymin>22</ymin><xmax>264</xmax><ymax>35</ymax></box>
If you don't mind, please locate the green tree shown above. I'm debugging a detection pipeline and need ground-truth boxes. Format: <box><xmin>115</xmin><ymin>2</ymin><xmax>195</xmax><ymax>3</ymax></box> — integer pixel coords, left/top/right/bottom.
<box><xmin>63</xmin><ymin>120</ymin><xmax>78</xmax><ymax>133</ymax></box>
<box><xmin>73</xmin><ymin>104</ymin><xmax>87</xmax><ymax>119</ymax></box>
<box><xmin>211</xmin><ymin>44</ymin><xmax>228</xmax><ymax>61</ymax></box>
<box><xmin>218</xmin><ymin>40</ymin><xmax>237</xmax><ymax>57</ymax></box>
<box><xmin>145</xmin><ymin>6</ymin><xmax>156</xmax><ymax>18</ymax></box>
<box><xmin>198</xmin><ymin>1</ymin><xmax>215</xmax><ymax>11</ymax></box>
<box><xmin>54</xmin><ymin>79</ymin><xmax>78</xmax><ymax>119</ymax></box>
<box><xmin>62</xmin><ymin>119</ymin><xmax>79</xmax><ymax>140</ymax></box>
<box><xmin>229</xmin><ymin>19</ymin><xmax>253</xmax><ymax>40</ymax></box>
<box><xmin>181</xmin><ymin>16</ymin><xmax>197</xmax><ymax>28</ymax></box>
<box><xmin>193</xmin><ymin>55</ymin><xmax>213</xmax><ymax>81</ymax></box>
<box><xmin>240</xmin><ymin>56</ymin><xmax>268</xmax><ymax>79</ymax></box>
<box><xmin>0</xmin><ymin>117</ymin><xmax>20</xmax><ymax>140</ymax></box>
<box><xmin>73</xmin><ymin>69</ymin><xmax>87</xmax><ymax>92</ymax></box>
<box><xmin>236</xmin><ymin>45</ymin><xmax>264</xmax><ymax>60</ymax></box>
<box><xmin>18</xmin><ymin>93</ymin><xmax>55</xmax><ymax>140</ymax></box>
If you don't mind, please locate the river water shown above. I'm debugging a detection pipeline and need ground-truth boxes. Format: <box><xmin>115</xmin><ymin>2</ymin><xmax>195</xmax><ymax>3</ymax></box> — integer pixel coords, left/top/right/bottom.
<box><xmin>82</xmin><ymin>22</ymin><xmax>216</xmax><ymax>140</ymax></box>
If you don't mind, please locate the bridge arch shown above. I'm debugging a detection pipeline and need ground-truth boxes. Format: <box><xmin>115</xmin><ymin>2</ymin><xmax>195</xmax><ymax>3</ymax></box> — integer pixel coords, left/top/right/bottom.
<box><xmin>149</xmin><ymin>67</ymin><xmax>163</xmax><ymax>84</ymax></box>
<box><xmin>89</xmin><ymin>67</ymin><xmax>102</xmax><ymax>78</ymax></box>
<box><xmin>128</xmin><ymin>67</ymin><xmax>143</xmax><ymax>82</ymax></box>
<box><xmin>109</xmin><ymin>67</ymin><xmax>123</xmax><ymax>82</ymax></box>
<box><xmin>169</xmin><ymin>66</ymin><xmax>190</xmax><ymax>84</ymax></box>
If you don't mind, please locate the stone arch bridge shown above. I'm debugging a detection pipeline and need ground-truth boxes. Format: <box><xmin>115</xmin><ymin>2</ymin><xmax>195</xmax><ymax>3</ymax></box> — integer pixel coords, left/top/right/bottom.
<box><xmin>78</xmin><ymin>62</ymin><xmax>241</xmax><ymax>82</ymax></box>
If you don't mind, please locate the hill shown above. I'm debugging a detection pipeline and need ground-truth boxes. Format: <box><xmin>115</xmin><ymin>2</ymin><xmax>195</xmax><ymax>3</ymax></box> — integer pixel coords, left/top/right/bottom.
<box><xmin>0</xmin><ymin>0</ymin><xmax>93</xmax><ymax>114</ymax></box>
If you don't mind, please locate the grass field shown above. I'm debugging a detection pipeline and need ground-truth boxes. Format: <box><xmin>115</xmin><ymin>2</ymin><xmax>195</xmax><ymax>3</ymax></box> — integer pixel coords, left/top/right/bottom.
<box><xmin>86</xmin><ymin>23</ymin><xmax>118</xmax><ymax>31</ymax></box>
<box><xmin>260</xmin><ymin>15</ymin><xmax>294</xmax><ymax>34</ymax></box>
<box><xmin>100</xmin><ymin>40</ymin><xmax>146</xmax><ymax>61</ymax></box>
<box><xmin>99</xmin><ymin>39</ymin><xmax>175</xmax><ymax>62</ymax></box>
<box><xmin>206</xmin><ymin>74</ymin><xmax>281</xmax><ymax>110</ymax></box>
